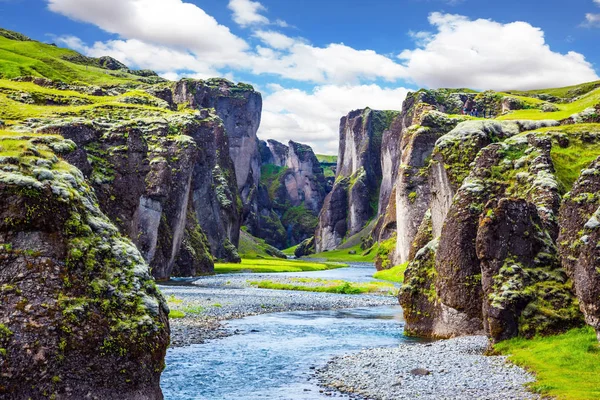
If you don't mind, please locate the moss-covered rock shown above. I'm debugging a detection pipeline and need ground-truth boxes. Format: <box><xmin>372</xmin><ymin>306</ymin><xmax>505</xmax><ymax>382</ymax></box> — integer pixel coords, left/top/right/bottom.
<box><xmin>558</xmin><ymin>156</ymin><xmax>600</xmax><ymax>341</ymax></box>
<box><xmin>0</xmin><ymin>133</ymin><xmax>168</xmax><ymax>398</ymax></box>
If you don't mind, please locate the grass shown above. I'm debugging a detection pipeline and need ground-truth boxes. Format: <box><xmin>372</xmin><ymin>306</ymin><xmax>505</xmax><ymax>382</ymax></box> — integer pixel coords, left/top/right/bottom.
<box><xmin>282</xmin><ymin>245</ymin><xmax>298</xmax><ymax>256</ymax></box>
<box><xmin>249</xmin><ymin>278</ymin><xmax>396</xmax><ymax>295</ymax></box>
<box><xmin>168</xmin><ymin>310</ymin><xmax>185</xmax><ymax>319</ymax></box>
<box><xmin>506</xmin><ymin>80</ymin><xmax>600</xmax><ymax>100</ymax></box>
<box><xmin>316</xmin><ymin>154</ymin><xmax>337</xmax><ymax>164</ymax></box>
<box><xmin>214</xmin><ymin>258</ymin><xmax>347</xmax><ymax>274</ymax></box>
<box><xmin>373</xmin><ymin>262</ymin><xmax>408</xmax><ymax>283</ymax></box>
<box><xmin>518</xmin><ymin>124</ymin><xmax>600</xmax><ymax>192</ymax></box>
<box><xmin>0</xmin><ymin>79</ymin><xmax>175</xmax><ymax>125</ymax></box>
<box><xmin>498</xmin><ymin>87</ymin><xmax>600</xmax><ymax>121</ymax></box>
<box><xmin>306</xmin><ymin>244</ymin><xmax>376</xmax><ymax>262</ymax></box>
<box><xmin>0</xmin><ymin>35</ymin><xmax>145</xmax><ymax>85</ymax></box>
<box><xmin>495</xmin><ymin>327</ymin><xmax>600</xmax><ymax>400</ymax></box>
<box><xmin>237</xmin><ymin>229</ymin><xmax>286</xmax><ymax>259</ymax></box>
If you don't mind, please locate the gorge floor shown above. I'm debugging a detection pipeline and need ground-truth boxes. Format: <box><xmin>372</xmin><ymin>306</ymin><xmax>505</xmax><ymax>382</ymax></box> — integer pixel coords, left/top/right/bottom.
<box><xmin>158</xmin><ymin>264</ymin><xmax>539</xmax><ymax>400</ymax></box>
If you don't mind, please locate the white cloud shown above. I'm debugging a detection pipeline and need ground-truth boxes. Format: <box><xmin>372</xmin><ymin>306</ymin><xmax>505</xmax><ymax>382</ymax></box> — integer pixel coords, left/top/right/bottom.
<box><xmin>398</xmin><ymin>12</ymin><xmax>599</xmax><ymax>90</ymax></box>
<box><xmin>249</xmin><ymin>41</ymin><xmax>408</xmax><ymax>84</ymax></box>
<box><xmin>259</xmin><ymin>85</ymin><xmax>410</xmax><ymax>154</ymax></box>
<box><xmin>253</xmin><ymin>30</ymin><xmax>297</xmax><ymax>49</ymax></box>
<box><xmin>47</xmin><ymin>0</ymin><xmax>247</xmax><ymax>64</ymax></box>
<box><xmin>228</xmin><ymin>0</ymin><xmax>269</xmax><ymax>27</ymax></box>
<box><xmin>583</xmin><ymin>13</ymin><xmax>600</xmax><ymax>27</ymax></box>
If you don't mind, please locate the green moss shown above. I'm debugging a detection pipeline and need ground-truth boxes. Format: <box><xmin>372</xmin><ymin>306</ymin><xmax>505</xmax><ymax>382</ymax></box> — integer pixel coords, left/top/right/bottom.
<box><xmin>495</xmin><ymin>327</ymin><xmax>600</xmax><ymax>400</ymax></box>
<box><xmin>375</xmin><ymin>234</ymin><xmax>397</xmax><ymax>270</ymax></box>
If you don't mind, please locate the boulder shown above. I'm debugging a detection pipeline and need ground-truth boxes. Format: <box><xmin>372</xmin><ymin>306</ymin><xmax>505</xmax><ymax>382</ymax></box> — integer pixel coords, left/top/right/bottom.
<box><xmin>0</xmin><ymin>134</ymin><xmax>168</xmax><ymax>398</ymax></box>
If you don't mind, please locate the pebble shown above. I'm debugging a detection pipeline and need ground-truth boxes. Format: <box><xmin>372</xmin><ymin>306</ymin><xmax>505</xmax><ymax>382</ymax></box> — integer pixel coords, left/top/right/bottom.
<box><xmin>159</xmin><ymin>281</ymin><xmax>397</xmax><ymax>347</ymax></box>
<box><xmin>316</xmin><ymin>336</ymin><xmax>540</xmax><ymax>400</ymax></box>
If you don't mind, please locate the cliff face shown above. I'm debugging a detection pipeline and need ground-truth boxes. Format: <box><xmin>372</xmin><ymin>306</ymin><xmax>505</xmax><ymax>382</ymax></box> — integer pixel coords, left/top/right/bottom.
<box><xmin>35</xmin><ymin>110</ymin><xmax>241</xmax><ymax>280</ymax></box>
<box><xmin>173</xmin><ymin>78</ymin><xmax>262</xmax><ymax>212</ymax></box>
<box><xmin>559</xmin><ymin>155</ymin><xmax>600</xmax><ymax>341</ymax></box>
<box><xmin>371</xmin><ymin>91</ymin><xmax>476</xmax><ymax>267</ymax></box>
<box><xmin>251</xmin><ymin>139</ymin><xmax>328</xmax><ymax>248</ymax></box>
<box><xmin>0</xmin><ymin>133</ymin><xmax>168</xmax><ymax>398</ymax></box>
<box><xmin>398</xmin><ymin>120</ymin><xmax>590</xmax><ymax>342</ymax></box>
<box><xmin>315</xmin><ymin>108</ymin><xmax>397</xmax><ymax>252</ymax></box>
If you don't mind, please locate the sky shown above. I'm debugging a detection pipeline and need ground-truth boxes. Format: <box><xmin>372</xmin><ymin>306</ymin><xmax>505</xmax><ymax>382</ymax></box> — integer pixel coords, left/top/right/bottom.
<box><xmin>1</xmin><ymin>0</ymin><xmax>600</xmax><ymax>154</ymax></box>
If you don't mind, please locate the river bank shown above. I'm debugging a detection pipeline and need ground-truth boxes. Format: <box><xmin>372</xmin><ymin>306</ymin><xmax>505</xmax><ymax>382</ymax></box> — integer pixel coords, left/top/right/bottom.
<box><xmin>160</xmin><ymin>281</ymin><xmax>398</xmax><ymax>347</ymax></box>
<box><xmin>317</xmin><ymin>335</ymin><xmax>539</xmax><ymax>400</ymax></box>
<box><xmin>159</xmin><ymin>264</ymin><xmax>539</xmax><ymax>399</ymax></box>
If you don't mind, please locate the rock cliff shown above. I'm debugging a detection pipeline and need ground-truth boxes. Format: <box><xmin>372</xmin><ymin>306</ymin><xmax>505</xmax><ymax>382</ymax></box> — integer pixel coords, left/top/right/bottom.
<box><xmin>315</xmin><ymin>108</ymin><xmax>397</xmax><ymax>252</ymax></box>
<box><xmin>0</xmin><ymin>133</ymin><xmax>169</xmax><ymax>398</ymax></box>
<box><xmin>31</xmin><ymin>109</ymin><xmax>242</xmax><ymax>280</ymax></box>
<box><xmin>252</xmin><ymin>139</ymin><xmax>328</xmax><ymax>248</ymax></box>
<box><xmin>173</xmin><ymin>78</ymin><xmax>262</xmax><ymax>214</ymax></box>
<box><xmin>399</xmin><ymin>121</ymin><xmax>591</xmax><ymax>341</ymax></box>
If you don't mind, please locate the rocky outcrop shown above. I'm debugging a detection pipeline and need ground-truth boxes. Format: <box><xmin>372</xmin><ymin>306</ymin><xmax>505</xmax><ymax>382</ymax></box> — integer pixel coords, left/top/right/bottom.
<box><xmin>394</xmin><ymin>111</ymin><xmax>469</xmax><ymax>264</ymax></box>
<box><xmin>173</xmin><ymin>78</ymin><xmax>262</xmax><ymax>213</ymax></box>
<box><xmin>36</xmin><ymin>110</ymin><xmax>241</xmax><ymax>280</ymax></box>
<box><xmin>252</xmin><ymin>140</ymin><xmax>328</xmax><ymax>248</ymax></box>
<box><xmin>0</xmin><ymin>134</ymin><xmax>168</xmax><ymax>398</ymax></box>
<box><xmin>400</xmin><ymin>121</ymin><xmax>583</xmax><ymax>341</ymax></box>
<box><xmin>295</xmin><ymin>236</ymin><xmax>315</xmax><ymax>258</ymax></box>
<box><xmin>316</xmin><ymin>108</ymin><xmax>396</xmax><ymax>252</ymax></box>
<box><xmin>558</xmin><ymin>156</ymin><xmax>600</xmax><ymax>341</ymax></box>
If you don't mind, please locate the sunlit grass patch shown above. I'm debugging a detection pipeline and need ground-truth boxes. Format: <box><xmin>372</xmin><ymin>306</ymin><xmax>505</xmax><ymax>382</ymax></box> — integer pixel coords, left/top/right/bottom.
<box><xmin>495</xmin><ymin>327</ymin><xmax>600</xmax><ymax>400</ymax></box>
<box><xmin>249</xmin><ymin>278</ymin><xmax>396</xmax><ymax>295</ymax></box>
<box><xmin>214</xmin><ymin>258</ymin><xmax>347</xmax><ymax>274</ymax></box>
<box><xmin>373</xmin><ymin>262</ymin><xmax>408</xmax><ymax>283</ymax></box>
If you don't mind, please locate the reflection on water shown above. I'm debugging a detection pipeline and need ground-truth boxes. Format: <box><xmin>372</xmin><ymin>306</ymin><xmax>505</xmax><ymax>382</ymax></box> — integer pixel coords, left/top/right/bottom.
<box><xmin>161</xmin><ymin>306</ymin><xmax>418</xmax><ymax>400</ymax></box>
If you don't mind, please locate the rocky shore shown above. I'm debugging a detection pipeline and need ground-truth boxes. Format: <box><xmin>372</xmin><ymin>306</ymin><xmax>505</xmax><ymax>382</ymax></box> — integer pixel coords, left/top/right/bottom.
<box><xmin>317</xmin><ymin>336</ymin><xmax>539</xmax><ymax>400</ymax></box>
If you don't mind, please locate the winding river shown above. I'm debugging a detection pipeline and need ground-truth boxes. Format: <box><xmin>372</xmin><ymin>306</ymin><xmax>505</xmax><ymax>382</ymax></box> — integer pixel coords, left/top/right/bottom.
<box><xmin>160</xmin><ymin>264</ymin><xmax>416</xmax><ymax>399</ymax></box>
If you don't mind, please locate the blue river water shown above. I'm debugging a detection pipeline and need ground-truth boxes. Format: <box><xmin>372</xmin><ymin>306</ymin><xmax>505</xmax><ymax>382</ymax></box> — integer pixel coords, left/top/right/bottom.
<box><xmin>160</xmin><ymin>305</ymin><xmax>417</xmax><ymax>400</ymax></box>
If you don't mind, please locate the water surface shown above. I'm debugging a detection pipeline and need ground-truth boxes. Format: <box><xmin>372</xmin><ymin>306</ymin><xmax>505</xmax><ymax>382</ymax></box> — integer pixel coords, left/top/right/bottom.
<box><xmin>161</xmin><ymin>305</ymin><xmax>417</xmax><ymax>399</ymax></box>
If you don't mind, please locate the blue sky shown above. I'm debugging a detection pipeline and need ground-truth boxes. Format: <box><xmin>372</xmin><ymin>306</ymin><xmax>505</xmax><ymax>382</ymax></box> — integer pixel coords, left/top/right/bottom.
<box><xmin>1</xmin><ymin>0</ymin><xmax>599</xmax><ymax>153</ymax></box>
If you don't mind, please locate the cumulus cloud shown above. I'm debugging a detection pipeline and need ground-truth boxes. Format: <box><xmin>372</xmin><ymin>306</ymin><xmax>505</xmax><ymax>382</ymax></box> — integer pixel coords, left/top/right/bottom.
<box><xmin>228</xmin><ymin>0</ymin><xmax>269</xmax><ymax>27</ymax></box>
<box><xmin>259</xmin><ymin>85</ymin><xmax>410</xmax><ymax>154</ymax></box>
<box><xmin>399</xmin><ymin>12</ymin><xmax>599</xmax><ymax>90</ymax></box>
<box><xmin>47</xmin><ymin>0</ymin><xmax>247</xmax><ymax>63</ymax></box>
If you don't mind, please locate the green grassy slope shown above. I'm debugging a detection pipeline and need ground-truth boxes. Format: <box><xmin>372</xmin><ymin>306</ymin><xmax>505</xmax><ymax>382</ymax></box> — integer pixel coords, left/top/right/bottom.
<box><xmin>0</xmin><ymin>33</ymin><xmax>150</xmax><ymax>85</ymax></box>
<box><xmin>495</xmin><ymin>327</ymin><xmax>600</xmax><ymax>400</ymax></box>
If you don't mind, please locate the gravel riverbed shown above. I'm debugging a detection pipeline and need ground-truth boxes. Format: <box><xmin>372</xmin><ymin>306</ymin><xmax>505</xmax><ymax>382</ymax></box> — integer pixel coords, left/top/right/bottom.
<box><xmin>159</xmin><ymin>278</ymin><xmax>398</xmax><ymax>347</ymax></box>
<box><xmin>317</xmin><ymin>335</ymin><xmax>539</xmax><ymax>400</ymax></box>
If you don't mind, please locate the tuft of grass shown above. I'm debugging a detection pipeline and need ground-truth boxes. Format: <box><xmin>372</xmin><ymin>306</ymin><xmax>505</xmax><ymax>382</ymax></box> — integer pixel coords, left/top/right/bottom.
<box><xmin>495</xmin><ymin>327</ymin><xmax>600</xmax><ymax>400</ymax></box>
<box><xmin>168</xmin><ymin>310</ymin><xmax>185</xmax><ymax>319</ymax></box>
<box><xmin>249</xmin><ymin>278</ymin><xmax>396</xmax><ymax>295</ymax></box>
<box><xmin>166</xmin><ymin>295</ymin><xmax>183</xmax><ymax>304</ymax></box>
<box><xmin>306</xmin><ymin>244</ymin><xmax>376</xmax><ymax>262</ymax></box>
<box><xmin>373</xmin><ymin>262</ymin><xmax>408</xmax><ymax>283</ymax></box>
<box><xmin>214</xmin><ymin>258</ymin><xmax>347</xmax><ymax>274</ymax></box>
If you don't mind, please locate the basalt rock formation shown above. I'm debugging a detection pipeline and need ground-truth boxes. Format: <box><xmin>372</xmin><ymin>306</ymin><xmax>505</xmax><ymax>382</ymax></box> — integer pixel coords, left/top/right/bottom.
<box><xmin>315</xmin><ymin>108</ymin><xmax>398</xmax><ymax>252</ymax></box>
<box><xmin>558</xmin><ymin>155</ymin><xmax>600</xmax><ymax>341</ymax></box>
<box><xmin>173</xmin><ymin>78</ymin><xmax>262</xmax><ymax>214</ymax></box>
<box><xmin>398</xmin><ymin>116</ymin><xmax>593</xmax><ymax>341</ymax></box>
<box><xmin>0</xmin><ymin>134</ymin><xmax>169</xmax><ymax>399</ymax></box>
<box><xmin>251</xmin><ymin>139</ymin><xmax>329</xmax><ymax>248</ymax></box>
<box><xmin>33</xmin><ymin>109</ymin><xmax>241</xmax><ymax>280</ymax></box>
